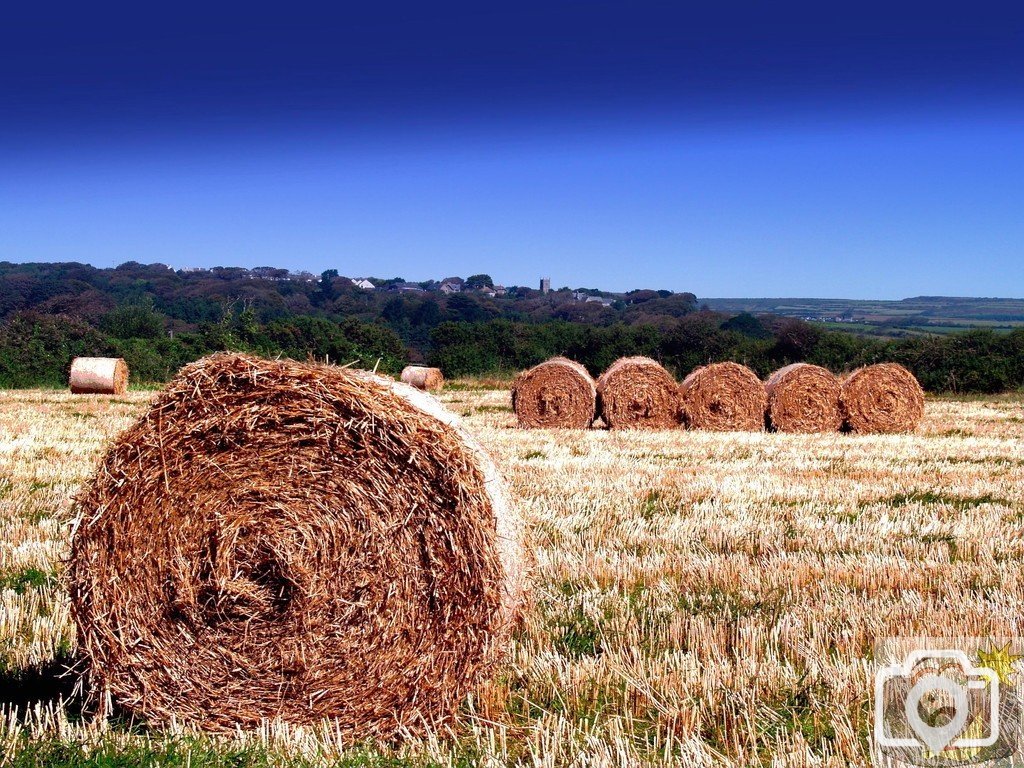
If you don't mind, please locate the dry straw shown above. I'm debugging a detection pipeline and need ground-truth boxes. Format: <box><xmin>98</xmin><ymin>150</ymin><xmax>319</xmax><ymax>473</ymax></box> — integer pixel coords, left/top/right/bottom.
<box><xmin>399</xmin><ymin>365</ymin><xmax>444</xmax><ymax>391</ymax></box>
<box><xmin>68</xmin><ymin>357</ymin><xmax>129</xmax><ymax>395</ymax></box>
<box><xmin>840</xmin><ymin>363</ymin><xmax>925</xmax><ymax>433</ymax></box>
<box><xmin>679</xmin><ymin>362</ymin><xmax>767</xmax><ymax>431</ymax></box>
<box><xmin>69</xmin><ymin>353</ymin><xmax>524</xmax><ymax>737</ymax></box>
<box><xmin>764</xmin><ymin>363</ymin><xmax>843</xmax><ymax>433</ymax></box>
<box><xmin>596</xmin><ymin>356</ymin><xmax>679</xmax><ymax>429</ymax></box>
<box><xmin>511</xmin><ymin>357</ymin><xmax>596</xmax><ymax>429</ymax></box>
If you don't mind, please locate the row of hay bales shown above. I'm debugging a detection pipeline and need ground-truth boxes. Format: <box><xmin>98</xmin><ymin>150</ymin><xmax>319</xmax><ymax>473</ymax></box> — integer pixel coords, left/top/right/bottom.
<box><xmin>513</xmin><ymin>356</ymin><xmax>924</xmax><ymax>433</ymax></box>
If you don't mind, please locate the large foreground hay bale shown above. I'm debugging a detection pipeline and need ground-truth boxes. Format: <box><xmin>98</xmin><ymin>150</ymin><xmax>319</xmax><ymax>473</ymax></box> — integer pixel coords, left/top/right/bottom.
<box><xmin>511</xmin><ymin>357</ymin><xmax>596</xmax><ymax>429</ymax></box>
<box><xmin>596</xmin><ymin>356</ymin><xmax>679</xmax><ymax>429</ymax></box>
<box><xmin>69</xmin><ymin>353</ymin><xmax>524</xmax><ymax>737</ymax></box>
<box><xmin>840</xmin><ymin>363</ymin><xmax>925</xmax><ymax>433</ymax></box>
<box><xmin>400</xmin><ymin>365</ymin><xmax>444</xmax><ymax>391</ymax></box>
<box><xmin>764</xmin><ymin>363</ymin><xmax>842</xmax><ymax>433</ymax></box>
<box><xmin>679</xmin><ymin>362</ymin><xmax>766</xmax><ymax>431</ymax></box>
<box><xmin>69</xmin><ymin>357</ymin><xmax>129</xmax><ymax>395</ymax></box>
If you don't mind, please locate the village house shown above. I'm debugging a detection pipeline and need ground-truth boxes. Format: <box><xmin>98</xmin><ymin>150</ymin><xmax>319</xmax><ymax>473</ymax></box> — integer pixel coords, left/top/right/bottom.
<box><xmin>350</xmin><ymin>278</ymin><xmax>375</xmax><ymax>290</ymax></box>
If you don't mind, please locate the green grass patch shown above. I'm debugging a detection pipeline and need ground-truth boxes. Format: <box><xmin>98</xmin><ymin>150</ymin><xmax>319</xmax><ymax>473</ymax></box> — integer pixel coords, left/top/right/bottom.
<box><xmin>1</xmin><ymin>736</ymin><xmax>442</xmax><ymax>768</ymax></box>
<box><xmin>873</xmin><ymin>491</ymin><xmax>1011</xmax><ymax>510</ymax></box>
<box><xmin>0</xmin><ymin>567</ymin><xmax>58</xmax><ymax>594</ymax></box>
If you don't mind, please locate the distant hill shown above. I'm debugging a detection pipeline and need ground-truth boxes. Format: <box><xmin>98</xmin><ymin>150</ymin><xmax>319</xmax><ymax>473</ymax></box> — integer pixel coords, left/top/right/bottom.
<box><xmin>702</xmin><ymin>296</ymin><xmax>1024</xmax><ymax>337</ymax></box>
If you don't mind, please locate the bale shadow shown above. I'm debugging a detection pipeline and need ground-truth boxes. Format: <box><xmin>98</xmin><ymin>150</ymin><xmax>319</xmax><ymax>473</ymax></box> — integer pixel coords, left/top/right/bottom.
<box><xmin>0</xmin><ymin>654</ymin><xmax>86</xmax><ymax>717</ymax></box>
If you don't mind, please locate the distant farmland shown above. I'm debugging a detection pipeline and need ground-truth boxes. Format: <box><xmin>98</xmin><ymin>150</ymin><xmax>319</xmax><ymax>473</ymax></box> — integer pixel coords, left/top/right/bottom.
<box><xmin>703</xmin><ymin>296</ymin><xmax>1024</xmax><ymax>337</ymax></box>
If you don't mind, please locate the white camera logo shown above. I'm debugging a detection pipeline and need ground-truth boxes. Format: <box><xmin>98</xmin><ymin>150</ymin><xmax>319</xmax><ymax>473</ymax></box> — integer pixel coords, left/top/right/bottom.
<box><xmin>875</xmin><ymin>649</ymin><xmax>1000</xmax><ymax>755</ymax></box>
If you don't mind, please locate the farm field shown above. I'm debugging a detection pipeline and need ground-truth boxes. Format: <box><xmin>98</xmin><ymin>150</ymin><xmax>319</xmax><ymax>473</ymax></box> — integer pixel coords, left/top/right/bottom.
<box><xmin>704</xmin><ymin>296</ymin><xmax>1024</xmax><ymax>337</ymax></box>
<box><xmin>2</xmin><ymin>386</ymin><xmax>1024</xmax><ymax>766</ymax></box>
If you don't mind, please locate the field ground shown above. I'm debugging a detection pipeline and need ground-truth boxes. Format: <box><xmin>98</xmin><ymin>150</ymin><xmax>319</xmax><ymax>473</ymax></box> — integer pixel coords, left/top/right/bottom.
<box><xmin>2</xmin><ymin>386</ymin><xmax>1024</xmax><ymax>766</ymax></box>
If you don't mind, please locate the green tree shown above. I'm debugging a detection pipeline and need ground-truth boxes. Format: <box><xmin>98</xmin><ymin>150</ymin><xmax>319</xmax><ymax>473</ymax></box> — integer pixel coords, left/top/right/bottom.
<box><xmin>319</xmin><ymin>269</ymin><xmax>339</xmax><ymax>301</ymax></box>
<box><xmin>721</xmin><ymin>312</ymin><xmax>771</xmax><ymax>340</ymax></box>
<box><xmin>466</xmin><ymin>274</ymin><xmax>494</xmax><ymax>289</ymax></box>
<box><xmin>0</xmin><ymin>312</ymin><xmax>107</xmax><ymax>388</ymax></box>
<box><xmin>99</xmin><ymin>300</ymin><xmax>166</xmax><ymax>339</ymax></box>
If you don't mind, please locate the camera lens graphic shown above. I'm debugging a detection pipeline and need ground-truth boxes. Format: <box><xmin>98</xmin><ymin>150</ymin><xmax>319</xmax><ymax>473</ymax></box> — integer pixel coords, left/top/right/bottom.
<box><xmin>904</xmin><ymin>674</ymin><xmax>970</xmax><ymax>754</ymax></box>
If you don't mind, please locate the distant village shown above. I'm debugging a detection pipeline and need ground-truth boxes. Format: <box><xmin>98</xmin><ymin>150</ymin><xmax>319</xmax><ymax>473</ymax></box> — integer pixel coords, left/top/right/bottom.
<box><xmin>181</xmin><ymin>266</ymin><xmax>623</xmax><ymax>307</ymax></box>
<box><xmin>343</xmin><ymin>275</ymin><xmax>617</xmax><ymax>306</ymax></box>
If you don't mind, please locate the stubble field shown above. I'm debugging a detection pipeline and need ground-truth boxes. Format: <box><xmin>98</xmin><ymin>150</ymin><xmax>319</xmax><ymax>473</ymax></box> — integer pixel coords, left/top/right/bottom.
<box><xmin>1</xmin><ymin>385</ymin><xmax>1023</xmax><ymax>767</ymax></box>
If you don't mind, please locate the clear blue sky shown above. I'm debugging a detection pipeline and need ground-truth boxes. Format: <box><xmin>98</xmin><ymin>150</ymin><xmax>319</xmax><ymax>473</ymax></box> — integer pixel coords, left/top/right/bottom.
<box><xmin>2</xmin><ymin>3</ymin><xmax>1022</xmax><ymax>299</ymax></box>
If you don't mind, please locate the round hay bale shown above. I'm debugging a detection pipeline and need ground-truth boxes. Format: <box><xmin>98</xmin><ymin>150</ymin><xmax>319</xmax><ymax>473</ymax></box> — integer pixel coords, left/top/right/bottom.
<box><xmin>840</xmin><ymin>363</ymin><xmax>925</xmax><ymax>433</ymax></box>
<box><xmin>764</xmin><ymin>363</ymin><xmax>842</xmax><ymax>433</ymax></box>
<box><xmin>511</xmin><ymin>357</ymin><xmax>596</xmax><ymax>429</ymax></box>
<box><xmin>400</xmin><ymin>365</ymin><xmax>444</xmax><ymax>391</ymax></box>
<box><xmin>679</xmin><ymin>362</ymin><xmax>766</xmax><ymax>431</ymax></box>
<box><xmin>69</xmin><ymin>353</ymin><xmax>524</xmax><ymax>737</ymax></box>
<box><xmin>596</xmin><ymin>356</ymin><xmax>679</xmax><ymax>429</ymax></box>
<box><xmin>69</xmin><ymin>357</ymin><xmax>129</xmax><ymax>395</ymax></box>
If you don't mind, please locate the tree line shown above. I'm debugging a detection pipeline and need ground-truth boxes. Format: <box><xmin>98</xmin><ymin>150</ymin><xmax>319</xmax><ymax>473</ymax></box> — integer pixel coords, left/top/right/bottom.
<box><xmin>0</xmin><ymin>261</ymin><xmax>1022</xmax><ymax>393</ymax></box>
<box><xmin>2</xmin><ymin>305</ymin><xmax>1023</xmax><ymax>395</ymax></box>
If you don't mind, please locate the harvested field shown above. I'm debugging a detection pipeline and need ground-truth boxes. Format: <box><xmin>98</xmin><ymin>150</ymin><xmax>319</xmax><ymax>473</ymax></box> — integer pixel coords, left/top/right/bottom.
<box><xmin>2</xmin><ymin>384</ymin><xmax>1024</xmax><ymax>766</ymax></box>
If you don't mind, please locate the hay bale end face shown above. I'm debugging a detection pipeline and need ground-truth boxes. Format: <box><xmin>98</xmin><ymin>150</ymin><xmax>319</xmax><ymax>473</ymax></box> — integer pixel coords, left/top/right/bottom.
<box><xmin>69</xmin><ymin>357</ymin><xmax>129</xmax><ymax>395</ymax></box>
<box><xmin>512</xmin><ymin>357</ymin><xmax>596</xmax><ymax>429</ymax></box>
<box><xmin>765</xmin><ymin>363</ymin><xmax>842</xmax><ymax>433</ymax></box>
<box><xmin>679</xmin><ymin>362</ymin><xmax>767</xmax><ymax>432</ymax></box>
<box><xmin>400</xmin><ymin>365</ymin><xmax>444</xmax><ymax>391</ymax></box>
<box><xmin>840</xmin><ymin>363</ymin><xmax>925</xmax><ymax>433</ymax></box>
<box><xmin>69</xmin><ymin>353</ymin><xmax>523</xmax><ymax>737</ymax></box>
<box><xmin>596</xmin><ymin>356</ymin><xmax>679</xmax><ymax>429</ymax></box>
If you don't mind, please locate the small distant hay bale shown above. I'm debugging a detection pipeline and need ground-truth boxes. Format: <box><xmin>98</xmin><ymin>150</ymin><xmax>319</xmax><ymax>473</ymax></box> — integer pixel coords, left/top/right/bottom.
<box><xmin>840</xmin><ymin>363</ymin><xmax>925</xmax><ymax>433</ymax></box>
<box><xmin>596</xmin><ymin>356</ymin><xmax>679</xmax><ymax>429</ymax></box>
<box><xmin>69</xmin><ymin>357</ymin><xmax>129</xmax><ymax>395</ymax></box>
<box><xmin>679</xmin><ymin>362</ymin><xmax>766</xmax><ymax>431</ymax></box>
<box><xmin>69</xmin><ymin>353</ymin><xmax>524</xmax><ymax>737</ymax></box>
<box><xmin>400</xmin><ymin>365</ymin><xmax>444</xmax><ymax>391</ymax></box>
<box><xmin>511</xmin><ymin>357</ymin><xmax>596</xmax><ymax>429</ymax></box>
<box><xmin>765</xmin><ymin>363</ymin><xmax>842</xmax><ymax>433</ymax></box>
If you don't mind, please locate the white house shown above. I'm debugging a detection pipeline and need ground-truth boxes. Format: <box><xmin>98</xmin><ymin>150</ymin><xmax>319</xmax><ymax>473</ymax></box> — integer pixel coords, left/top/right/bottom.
<box><xmin>351</xmin><ymin>279</ymin><xmax>375</xmax><ymax>290</ymax></box>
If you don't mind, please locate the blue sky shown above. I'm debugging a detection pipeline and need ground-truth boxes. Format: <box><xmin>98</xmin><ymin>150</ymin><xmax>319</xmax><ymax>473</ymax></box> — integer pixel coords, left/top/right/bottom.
<box><xmin>2</xmin><ymin>3</ymin><xmax>1023</xmax><ymax>298</ymax></box>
